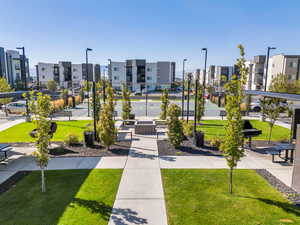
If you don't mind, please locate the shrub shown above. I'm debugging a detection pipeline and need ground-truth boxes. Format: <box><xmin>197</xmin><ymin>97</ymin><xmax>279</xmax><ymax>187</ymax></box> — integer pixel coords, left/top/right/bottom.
<box><xmin>240</xmin><ymin>102</ymin><xmax>247</xmax><ymax>111</ymax></box>
<box><xmin>210</xmin><ymin>137</ymin><xmax>222</xmax><ymax>148</ymax></box>
<box><xmin>64</xmin><ymin>133</ymin><xmax>80</xmax><ymax>146</ymax></box>
<box><xmin>167</xmin><ymin>104</ymin><xmax>184</xmax><ymax>148</ymax></box>
<box><xmin>182</xmin><ymin>121</ymin><xmax>193</xmax><ymax>137</ymax></box>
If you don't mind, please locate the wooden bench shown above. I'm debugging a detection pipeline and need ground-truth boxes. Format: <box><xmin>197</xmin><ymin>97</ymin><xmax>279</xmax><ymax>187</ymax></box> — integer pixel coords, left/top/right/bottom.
<box><xmin>219</xmin><ymin>110</ymin><xmax>227</xmax><ymax>120</ymax></box>
<box><xmin>51</xmin><ymin>110</ymin><xmax>72</xmax><ymax>120</ymax></box>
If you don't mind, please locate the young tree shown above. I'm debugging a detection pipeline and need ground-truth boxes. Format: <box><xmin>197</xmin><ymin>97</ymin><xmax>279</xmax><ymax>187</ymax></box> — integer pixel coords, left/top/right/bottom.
<box><xmin>262</xmin><ymin>97</ymin><xmax>281</xmax><ymax>143</ymax></box>
<box><xmin>269</xmin><ymin>73</ymin><xmax>300</xmax><ymax>94</ymax></box>
<box><xmin>0</xmin><ymin>77</ymin><xmax>13</xmax><ymax>105</ymax></box>
<box><xmin>121</xmin><ymin>83</ymin><xmax>131</xmax><ymax>120</ymax></box>
<box><xmin>60</xmin><ymin>89</ymin><xmax>69</xmax><ymax>107</ymax></box>
<box><xmin>160</xmin><ymin>89</ymin><xmax>169</xmax><ymax>120</ymax></box>
<box><xmin>46</xmin><ymin>80</ymin><xmax>58</xmax><ymax>92</ymax></box>
<box><xmin>196</xmin><ymin>84</ymin><xmax>205</xmax><ymax>122</ymax></box>
<box><xmin>97</xmin><ymin>103</ymin><xmax>116</xmax><ymax>150</ymax></box>
<box><xmin>220</xmin><ymin>45</ymin><xmax>248</xmax><ymax>194</ymax></box>
<box><xmin>106</xmin><ymin>82</ymin><xmax>115</xmax><ymax>116</ymax></box>
<box><xmin>167</xmin><ymin>104</ymin><xmax>184</xmax><ymax>147</ymax></box>
<box><xmin>29</xmin><ymin>92</ymin><xmax>52</xmax><ymax>192</ymax></box>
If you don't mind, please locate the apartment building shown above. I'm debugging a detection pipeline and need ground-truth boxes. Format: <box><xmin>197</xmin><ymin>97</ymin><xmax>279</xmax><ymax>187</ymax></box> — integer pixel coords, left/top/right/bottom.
<box><xmin>0</xmin><ymin>47</ymin><xmax>6</xmax><ymax>79</ymax></box>
<box><xmin>37</xmin><ymin>62</ymin><xmax>100</xmax><ymax>88</ymax></box>
<box><xmin>110</xmin><ymin>59</ymin><xmax>175</xmax><ymax>91</ymax></box>
<box><xmin>245</xmin><ymin>55</ymin><xmax>266</xmax><ymax>91</ymax></box>
<box><xmin>266</xmin><ymin>54</ymin><xmax>300</xmax><ymax>90</ymax></box>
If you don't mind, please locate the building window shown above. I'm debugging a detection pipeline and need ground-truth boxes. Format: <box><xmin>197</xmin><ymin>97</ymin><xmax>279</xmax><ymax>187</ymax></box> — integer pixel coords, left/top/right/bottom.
<box><xmin>113</xmin><ymin>67</ymin><xmax>118</xmax><ymax>71</ymax></box>
<box><xmin>114</xmin><ymin>76</ymin><xmax>118</xmax><ymax>80</ymax></box>
<box><xmin>42</xmin><ymin>75</ymin><xmax>45</xmax><ymax>79</ymax></box>
<box><xmin>73</xmin><ymin>68</ymin><xmax>77</xmax><ymax>72</ymax></box>
<box><xmin>41</xmin><ymin>67</ymin><xmax>45</xmax><ymax>71</ymax></box>
<box><xmin>147</xmin><ymin>68</ymin><xmax>152</xmax><ymax>72</ymax></box>
<box><xmin>73</xmin><ymin>76</ymin><xmax>78</xmax><ymax>79</ymax></box>
<box><xmin>147</xmin><ymin>76</ymin><xmax>151</xmax><ymax>80</ymax></box>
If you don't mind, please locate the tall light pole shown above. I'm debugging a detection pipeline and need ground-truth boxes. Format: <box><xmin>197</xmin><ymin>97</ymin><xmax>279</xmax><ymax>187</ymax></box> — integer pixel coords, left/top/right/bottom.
<box><xmin>264</xmin><ymin>47</ymin><xmax>276</xmax><ymax>91</ymax></box>
<box><xmin>86</xmin><ymin>48</ymin><xmax>92</xmax><ymax>117</ymax></box>
<box><xmin>181</xmin><ymin>59</ymin><xmax>187</xmax><ymax>119</ymax></box>
<box><xmin>194</xmin><ymin>70</ymin><xmax>200</xmax><ymax>140</ymax></box>
<box><xmin>186</xmin><ymin>73</ymin><xmax>192</xmax><ymax>122</ymax></box>
<box><xmin>16</xmin><ymin>47</ymin><xmax>27</xmax><ymax>90</ymax></box>
<box><xmin>17</xmin><ymin>46</ymin><xmax>30</xmax><ymax>122</ymax></box>
<box><xmin>35</xmin><ymin>65</ymin><xmax>40</xmax><ymax>90</ymax></box>
<box><xmin>202</xmin><ymin>48</ymin><xmax>207</xmax><ymax>108</ymax></box>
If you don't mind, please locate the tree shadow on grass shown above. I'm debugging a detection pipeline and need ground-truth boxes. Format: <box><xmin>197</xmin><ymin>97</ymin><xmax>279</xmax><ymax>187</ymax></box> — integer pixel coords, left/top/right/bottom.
<box><xmin>70</xmin><ymin>198</ymin><xmax>148</xmax><ymax>225</ymax></box>
<box><xmin>243</xmin><ymin>196</ymin><xmax>300</xmax><ymax>217</ymax></box>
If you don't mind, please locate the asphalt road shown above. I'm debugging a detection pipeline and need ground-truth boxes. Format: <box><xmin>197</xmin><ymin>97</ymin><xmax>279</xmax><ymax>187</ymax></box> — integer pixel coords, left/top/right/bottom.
<box><xmin>71</xmin><ymin>100</ymin><xmax>224</xmax><ymax>118</ymax></box>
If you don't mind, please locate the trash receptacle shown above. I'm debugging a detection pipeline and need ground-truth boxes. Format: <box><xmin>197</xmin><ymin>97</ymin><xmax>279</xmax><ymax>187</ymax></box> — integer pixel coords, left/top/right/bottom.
<box><xmin>193</xmin><ymin>131</ymin><xmax>204</xmax><ymax>147</ymax></box>
<box><xmin>83</xmin><ymin>131</ymin><xmax>94</xmax><ymax>147</ymax></box>
<box><xmin>129</xmin><ymin>114</ymin><xmax>135</xmax><ymax>120</ymax></box>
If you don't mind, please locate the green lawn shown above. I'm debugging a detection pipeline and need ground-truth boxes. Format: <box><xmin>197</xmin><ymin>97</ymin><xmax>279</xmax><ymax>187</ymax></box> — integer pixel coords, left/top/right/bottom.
<box><xmin>197</xmin><ymin>120</ymin><xmax>290</xmax><ymax>141</ymax></box>
<box><xmin>0</xmin><ymin>120</ymin><xmax>91</xmax><ymax>142</ymax></box>
<box><xmin>0</xmin><ymin>169</ymin><xmax>122</xmax><ymax>225</ymax></box>
<box><xmin>162</xmin><ymin>169</ymin><xmax>300</xmax><ymax>225</ymax></box>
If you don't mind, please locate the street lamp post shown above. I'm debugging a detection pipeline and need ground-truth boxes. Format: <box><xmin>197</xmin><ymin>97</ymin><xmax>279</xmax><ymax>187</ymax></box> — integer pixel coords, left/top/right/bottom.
<box><xmin>264</xmin><ymin>47</ymin><xmax>276</xmax><ymax>91</ymax></box>
<box><xmin>262</xmin><ymin>47</ymin><xmax>276</xmax><ymax>121</ymax></box>
<box><xmin>108</xmin><ymin>59</ymin><xmax>112</xmax><ymax>84</ymax></box>
<box><xmin>16</xmin><ymin>47</ymin><xmax>27</xmax><ymax>90</ymax></box>
<box><xmin>202</xmin><ymin>48</ymin><xmax>208</xmax><ymax>109</ymax></box>
<box><xmin>194</xmin><ymin>70</ymin><xmax>200</xmax><ymax>139</ymax></box>
<box><xmin>35</xmin><ymin>65</ymin><xmax>40</xmax><ymax>90</ymax></box>
<box><xmin>186</xmin><ymin>73</ymin><xmax>192</xmax><ymax>122</ymax></box>
<box><xmin>86</xmin><ymin>48</ymin><xmax>92</xmax><ymax>117</ymax></box>
<box><xmin>16</xmin><ymin>46</ymin><xmax>30</xmax><ymax>122</ymax></box>
<box><xmin>181</xmin><ymin>59</ymin><xmax>187</xmax><ymax>119</ymax></box>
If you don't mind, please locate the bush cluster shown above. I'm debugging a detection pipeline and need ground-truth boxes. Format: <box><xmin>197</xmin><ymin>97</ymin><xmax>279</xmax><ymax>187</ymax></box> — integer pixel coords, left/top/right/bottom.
<box><xmin>182</xmin><ymin>121</ymin><xmax>193</xmax><ymax>137</ymax></box>
<box><xmin>64</xmin><ymin>133</ymin><xmax>80</xmax><ymax>146</ymax></box>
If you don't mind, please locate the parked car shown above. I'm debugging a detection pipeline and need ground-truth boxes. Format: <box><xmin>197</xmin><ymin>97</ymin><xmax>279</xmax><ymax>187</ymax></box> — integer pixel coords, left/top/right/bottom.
<box><xmin>250</xmin><ymin>99</ymin><xmax>288</xmax><ymax>112</ymax></box>
<box><xmin>4</xmin><ymin>101</ymin><xmax>27</xmax><ymax>114</ymax></box>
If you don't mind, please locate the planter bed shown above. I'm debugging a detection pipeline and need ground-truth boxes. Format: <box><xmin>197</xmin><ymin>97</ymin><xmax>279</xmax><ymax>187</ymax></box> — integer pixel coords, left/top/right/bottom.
<box><xmin>49</xmin><ymin>141</ymin><xmax>131</xmax><ymax>157</ymax></box>
<box><xmin>157</xmin><ymin>139</ymin><xmax>222</xmax><ymax>156</ymax></box>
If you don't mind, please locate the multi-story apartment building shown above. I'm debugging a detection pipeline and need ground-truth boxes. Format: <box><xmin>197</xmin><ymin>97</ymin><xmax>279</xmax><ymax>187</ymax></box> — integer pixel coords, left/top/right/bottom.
<box><xmin>37</xmin><ymin>62</ymin><xmax>100</xmax><ymax>88</ymax></box>
<box><xmin>0</xmin><ymin>47</ymin><xmax>7</xmax><ymax>79</ymax></box>
<box><xmin>110</xmin><ymin>59</ymin><xmax>175</xmax><ymax>91</ymax></box>
<box><xmin>266</xmin><ymin>54</ymin><xmax>300</xmax><ymax>90</ymax></box>
<box><xmin>245</xmin><ymin>55</ymin><xmax>266</xmax><ymax>91</ymax></box>
<box><xmin>205</xmin><ymin>65</ymin><xmax>233</xmax><ymax>89</ymax></box>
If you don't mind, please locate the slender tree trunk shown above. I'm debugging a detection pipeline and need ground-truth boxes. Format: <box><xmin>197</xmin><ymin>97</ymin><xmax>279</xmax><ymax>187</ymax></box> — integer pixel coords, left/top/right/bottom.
<box><xmin>268</xmin><ymin>125</ymin><xmax>273</xmax><ymax>144</ymax></box>
<box><xmin>41</xmin><ymin>167</ymin><xmax>46</xmax><ymax>192</ymax></box>
<box><xmin>229</xmin><ymin>167</ymin><xmax>233</xmax><ymax>194</ymax></box>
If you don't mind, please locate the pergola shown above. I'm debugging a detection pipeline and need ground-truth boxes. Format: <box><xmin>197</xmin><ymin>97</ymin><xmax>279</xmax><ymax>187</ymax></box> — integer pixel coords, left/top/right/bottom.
<box><xmin>245</xmin><ymin>90</ymin><xmax>300</xmax><ymax>101</ymax></box>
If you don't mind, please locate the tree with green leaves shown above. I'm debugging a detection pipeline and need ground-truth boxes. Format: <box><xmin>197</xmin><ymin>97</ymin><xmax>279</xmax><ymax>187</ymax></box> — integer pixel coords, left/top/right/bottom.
<box><xmin>0</xmin><ymin>77</ymin><xmax>13</xmax><ymax>105</ymax></box>
<box><xmin>220</xmin><ymin>45</ymin><xmax>248</xmax><ymax>194</ymax></box>
<box><xmin>160</xmin><ymin>89</ymin><xmax>169</xmax><ymax>120</ymax></box>
<box><xmin>60</xmin><ymin>89</ymin><xmax>69</xmax><ymax>107</ymax></box>
<box><xmin>97</xmin><ymin>103</ymin><xmax>116</xmax><ymax>150</ymax></box>
<box><xmin>196</xmin><ymin>84</ymin><xmax>205</xmax><ymax>122</ymax></box>
<box><xmin>46</xmin><ymin>80</ymin><xmax>58</xmax><ymax>92</ymax></box>
<box><xmin>269</xmin><ymin>73</ymin><xmax>300</xmax><ymax>94</ymax></box>
<box><xmin>29</xmin><ymin>92</ymin><xmax>52</xmax><ymax>192</ymax></box>
<box><xmin>121</xmin><ymin>83</ymin><xmax>131</xmax><ymax>120</ymax></box>
<box><xmin>106</xmin><ymin>82</ymin><xmax>115</xmax><ymax>116</ymax></box>
<box><xmin>261</xmin><ymin>97</ymin><xmax>281</xmax><ymax>143</ymax></box>
<box><xmin>167</xmin><ymin>104</ymin><xmax>184</xmax><ymax>147</ymax></box>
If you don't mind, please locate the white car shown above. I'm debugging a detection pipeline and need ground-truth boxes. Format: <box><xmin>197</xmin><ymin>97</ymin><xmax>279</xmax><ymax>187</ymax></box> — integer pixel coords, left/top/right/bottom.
<box><xmin>4</xmin><ymin>101</ymin><xmax>27</xmax><ymax>114</ymax></box>
<box><xmin>250</xmin><ymin>100</ymin><xmax>288</xmax><ymax>112</ymax></box>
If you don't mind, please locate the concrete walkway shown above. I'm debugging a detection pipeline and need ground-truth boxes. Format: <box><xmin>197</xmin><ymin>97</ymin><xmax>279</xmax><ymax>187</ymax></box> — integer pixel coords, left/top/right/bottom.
<box><xmin>108</xmin><ymin>135</ymin><xmax>168</xmax><ymax>225</ymax></box>
<box><xmin>0</xmin><ymin>118</ymin><xmax>24</xmax><ymax>132</ymax></box>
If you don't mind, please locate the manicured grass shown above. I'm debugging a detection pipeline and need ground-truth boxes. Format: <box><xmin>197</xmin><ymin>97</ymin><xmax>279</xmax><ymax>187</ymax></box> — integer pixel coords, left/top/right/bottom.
<box><xmin>0</xmin><ymin>169</ymin><xmax>122</xmax><ymax>225</ymax></box>
<box><xmin>0</xmin><ymin>120</ymin><xmax>91</xmax><ymax>142</ymax></box>
<box><xmin>162</xmin><ymin>169</ymin><xmax>300</xmax><ymax>225</ymax></box>
<box><xmin>197</xmin><ymin>120</ymin><xmax>290</xmax><ymax>141</ymax></box>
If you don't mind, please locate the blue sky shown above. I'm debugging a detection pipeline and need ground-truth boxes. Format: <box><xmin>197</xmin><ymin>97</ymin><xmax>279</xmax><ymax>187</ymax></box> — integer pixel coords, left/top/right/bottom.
<box><xmin>1</xmin><ymin>0</ymin><xmax>300</xmax><ymax>75</ymax></box>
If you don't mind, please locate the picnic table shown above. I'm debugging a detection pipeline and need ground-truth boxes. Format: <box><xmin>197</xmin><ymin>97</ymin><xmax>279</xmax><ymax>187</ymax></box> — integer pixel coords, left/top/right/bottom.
<box><xmin>266</xmin><ymin>143</ymin><xmax>295</xmax><ymax>163</ymax></box>
<box><xmin>0</xmin><ymin>144</ymin><xmax>11</xmax><ymax>160</ymax></box>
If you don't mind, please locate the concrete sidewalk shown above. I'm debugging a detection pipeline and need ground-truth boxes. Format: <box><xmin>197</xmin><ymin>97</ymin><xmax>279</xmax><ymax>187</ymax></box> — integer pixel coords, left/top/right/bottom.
<box><xmin>108</xmin><ymin>135</ymin><xmax>168</xmax><ymax>225</ymax></box>
<box><xmin>0</xmin><ymin>118</ymin><xmax>25</xmax><ymax>132</ymax></box>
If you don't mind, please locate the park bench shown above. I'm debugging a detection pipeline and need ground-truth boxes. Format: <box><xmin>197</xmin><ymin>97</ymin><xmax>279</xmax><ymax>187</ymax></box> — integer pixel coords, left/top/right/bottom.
<box><xmin>266</xmin><ymin>149</ymin><xmax>281</xmax><ymax>163</ymax></box>
<box><xmin>219</xmin><ymin>110</ymin><xmax>227</xmax><ymax>120</ymax></box>
<box><xmin>117</xmin><ymin>130</ymin><xmax>133</xmax><ymax>141</ymax></box>
<box><xmin>51</xmin><ymin>110</ymin><xmax>72</xmax><ymax>120</ymax></box>
<box><xmin>183</xmin><ymin>110</ymin><xmax>195</xmax><ymax>116</ymax></box>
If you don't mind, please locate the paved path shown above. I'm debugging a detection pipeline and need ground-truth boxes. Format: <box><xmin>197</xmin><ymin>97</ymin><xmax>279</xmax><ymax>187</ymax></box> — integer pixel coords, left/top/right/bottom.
<box><xmin>0</xmin><ymin>118</ymin><xmax>24</xmax><ymax>132</ymax></box>
<box><xmin>108</xmin><ymin>135</ymin><xmax>168</xmax><ymax>225</ymax></box>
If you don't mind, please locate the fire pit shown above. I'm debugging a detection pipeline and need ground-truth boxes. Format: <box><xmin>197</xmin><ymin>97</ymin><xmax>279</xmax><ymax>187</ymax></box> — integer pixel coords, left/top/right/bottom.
<box><xmin>134</xmin><ymin>120</ymin><xmax>156</xmax><ymax>135</ymax></box>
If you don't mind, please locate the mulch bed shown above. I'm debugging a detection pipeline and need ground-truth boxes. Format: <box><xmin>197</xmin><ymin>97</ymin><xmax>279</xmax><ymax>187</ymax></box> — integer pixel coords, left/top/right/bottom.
<box><xmin>256</xmin><ymin>169</ymin><xmax>300</xmax><ymax>205</ymax></box>
<box><xmin>157</xmin><ymin>139</ymin><xmax>222</xmax><ymax>156</ymax></box>
<box><xmin>48</xmin><ymin>141</ymin><xmax>131</xmax><ymax>157</ymax></box>
<box><xmin>0</xmin><ymin>171</ymin><xmax>31</xmax><ymax>195</ymax></box>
